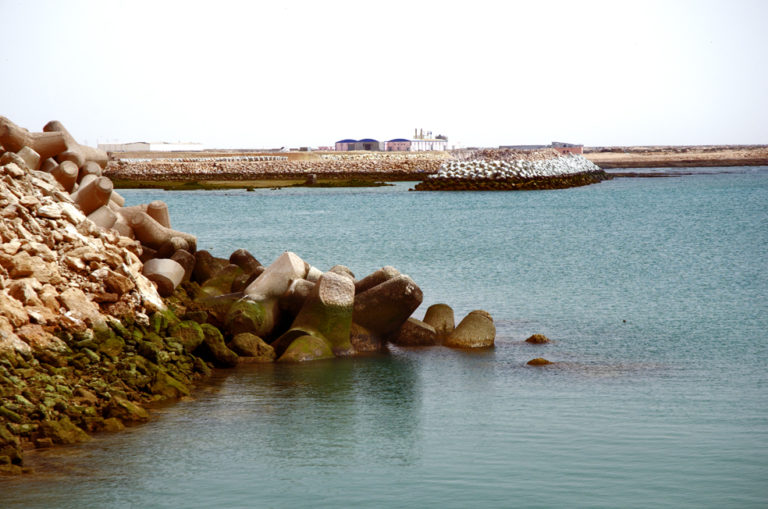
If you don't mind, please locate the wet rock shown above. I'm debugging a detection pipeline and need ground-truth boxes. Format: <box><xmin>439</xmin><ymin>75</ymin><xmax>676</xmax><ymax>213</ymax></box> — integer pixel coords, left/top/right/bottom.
<box><xmin>444</xmin><ymin>310</ymin><xmax>495</xmax><ymax>348</ymax></box>
<box><xmin>277</xmin><ymin>334</ymin><xmax>334</xmax><ymax>363</ymax></box>
<box><xmin>525</xmin><ymin>334</ymin><xmax>551</xmax><ymax>344</ymax></box>
<box><xmin>527</xmin><ymin>357</ymin><xmax>552</xmax><ymax>366</ymax></box>
<box><xmin>390</xmin><ymin>317</ymin><xmax>438</xmax><ymax>347</ymax></box>
<box><xmin>196</xmin><ymin>323</ymin><xmax>238</xmax><ymax>368</ymax></box>
<box><xmin>224</xmin><ymin>299</ymin><xmax>266</xmax><ymax>337</ymax></box>
<box><xmin>107</xmin><ymin>396</ymin><xmax>149</xmax><ymax>423</ymax></box>
<box><xmin>192</xmin><ymin>250</ymin><xmax>228</xmax><ymax>284</ymax></box>
<box><xmin>151</xmin><ymin>370</ymin><xmax>191</xmax><ymax>399</ymax></box>
<box><xmin>228</xmin><ymin>332</ymin><xmax>275</xmax><ymax>362</ymax></box>
<box><xmin>38</xmin><ymin>416</ymin><xmax>90</xmax><ymax>444</ymax></box>
<box><xmin>168</xmin><ymin>320</ymin><xmax>205</xmax><ymax>353</ymax></box>
<box><xmin>199</xmin><ymin>264</ymin><xmax>243</xmax><ymax>298</ymax></box>
<box><xmin>422</xmin><ymin>303</ymin><xmax>455</xmax><ymax>341</ymax></box>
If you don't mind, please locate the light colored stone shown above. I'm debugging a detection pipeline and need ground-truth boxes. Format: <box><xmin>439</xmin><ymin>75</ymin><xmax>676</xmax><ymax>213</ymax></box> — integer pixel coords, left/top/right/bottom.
<box><xmin>58</xmin><ymin>287</ymin><xmax>101</xmax><ymax>324</ymax></box>
<box><xmin>444</xmin><ymin>310</ymin><xmax>496</xmax><ymax>349</ymax></box>
<box><xmin>143</xmin><ymin>258</ymin><xmax>184</xmax><ymax>297</ymax></box>
<box><xmin>0</xmin><ymin>291</ymin><xmax>28</xmax><ymax>326</ymax></box>
<box><xmin>422</xmin><ymin>303</ymin><xmax>455</xmax><ymax>341</ymax></box>
<box><xmin>16</xmin><ymin>324</ymin><xmax>69</xmax><ymax>352</ymax></box>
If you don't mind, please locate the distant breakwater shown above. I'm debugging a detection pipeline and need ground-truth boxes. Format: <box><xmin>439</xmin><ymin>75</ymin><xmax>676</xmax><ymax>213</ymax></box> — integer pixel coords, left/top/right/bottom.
<box><xmin>415</xmin><ymin>155</ymin><xmax>610</xmax><ymax>191</ymax></box>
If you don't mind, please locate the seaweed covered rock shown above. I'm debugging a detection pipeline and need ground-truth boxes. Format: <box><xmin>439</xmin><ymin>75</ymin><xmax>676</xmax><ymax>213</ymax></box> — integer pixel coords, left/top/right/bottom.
<box><xmin>228</xmin><ymin>332</ymin><xmax>275</xmax><ymax>362</ymax></box>
<box><xmin>196</xmin><ymin>323</ymin><xmax>238</xmax><ymax>368</ymax></box>
<box><xmin>277</xmin><ymin>334</ymin><xmax>334</xmax><ymax>363</ymax></box>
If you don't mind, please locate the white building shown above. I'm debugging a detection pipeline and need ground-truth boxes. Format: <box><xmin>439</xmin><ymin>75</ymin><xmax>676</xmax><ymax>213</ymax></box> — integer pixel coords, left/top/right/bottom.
<box><xmin>97</xmin><ymin>142</ymin><xmax>204</xmax><ymax>152</ymax></box>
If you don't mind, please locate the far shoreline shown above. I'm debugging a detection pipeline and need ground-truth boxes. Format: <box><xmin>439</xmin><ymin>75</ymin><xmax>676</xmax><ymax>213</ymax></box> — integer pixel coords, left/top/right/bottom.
<box><xmin>104</xmin><ymin>145</ymin><xmax>768</xmax><ymax>190</ymax></box>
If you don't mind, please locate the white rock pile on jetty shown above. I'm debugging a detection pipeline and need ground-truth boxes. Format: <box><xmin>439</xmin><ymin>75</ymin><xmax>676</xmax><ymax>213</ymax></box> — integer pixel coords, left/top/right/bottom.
<box><xmin>0</xmin><ymin>116</ymin><xmax>496</xmax><ymax>475</ymax></box>
<box><xmin>415</xmin><ymin>154</ymin><xmax>610</xmax><ymax>191</ymax></box>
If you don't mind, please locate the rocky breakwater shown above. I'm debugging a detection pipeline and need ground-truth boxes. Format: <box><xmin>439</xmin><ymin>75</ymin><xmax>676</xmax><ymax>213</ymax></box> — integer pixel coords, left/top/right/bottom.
<box><xmin>179</xmin><ymin>251</ymin><xmax>495</xmax><ymax>363</ymax></box>
<box><xmin>0</xmin><ymin>117</ymin><xmax>213</xmax><ymax>475</ymax></box>
<box><xmin>106</xmin><ymin>151</ymin><xmax>450</xmax><ymax>182</ymax></box>
<box><xmin>414</xmin><ymin>154</ymin><xmax>610</xmax><ymax>191</ymax></box>
<box><xmin>0</xmin><ymin>116</ymin><xmax>496</xmax><ymax>475</ymax></box>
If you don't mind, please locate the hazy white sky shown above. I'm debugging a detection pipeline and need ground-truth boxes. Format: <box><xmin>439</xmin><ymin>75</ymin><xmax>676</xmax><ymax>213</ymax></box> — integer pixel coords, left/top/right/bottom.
<box><xmin>1</xmin><ymin>0</ymin><xmax>766</xmax><ymax>148</ymax></box>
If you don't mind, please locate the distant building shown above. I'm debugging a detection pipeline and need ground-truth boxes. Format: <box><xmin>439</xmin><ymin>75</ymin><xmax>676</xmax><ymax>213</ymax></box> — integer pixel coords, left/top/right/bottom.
<box><xmin>98</xmin><ymin>142</ymin><xmax>204</xmax><ymax>152</ymax></box>
<box><xmin>335</xmin><ymin>128</ymin><xmax>448</xmax><ymax>152</ymax></box>
<box><xmin>551</xmin><ymin>141</ymin><xmax>584</xmax><ymax>155</ymax></box>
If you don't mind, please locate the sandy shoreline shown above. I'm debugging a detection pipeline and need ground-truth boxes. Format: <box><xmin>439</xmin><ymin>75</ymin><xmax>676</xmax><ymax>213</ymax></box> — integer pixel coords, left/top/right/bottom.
<box><xmin>583</xmin><ymin>145</ymin><xmax>768</xmax><ymax>168</ymax></box>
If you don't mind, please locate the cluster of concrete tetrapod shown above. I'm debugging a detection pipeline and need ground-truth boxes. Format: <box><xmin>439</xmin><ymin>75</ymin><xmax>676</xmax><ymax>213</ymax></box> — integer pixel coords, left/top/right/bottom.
<box><xmin>0</xmin><ymin>116</ymin><xmax>496</xmax><ymax>364</ymax></box>
<box><xmin>184</xmin><ymin>250</ymin><xmax>497</xmax><ymax>364</ymax></box>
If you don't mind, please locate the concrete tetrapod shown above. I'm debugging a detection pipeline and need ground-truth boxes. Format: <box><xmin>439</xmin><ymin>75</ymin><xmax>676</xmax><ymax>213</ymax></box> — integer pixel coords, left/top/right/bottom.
<box><xmin>16</xmin><ymin>146</ymin><xmax>41</xmax><ymax>171</ymax></box>
<box><xmin>242</xmin><ymin>251</ymin><xmax>309</xmax><ymax>337</ymax></box>
<box><xmin>444</xmin><ymin>310</ymin><xmax>496</xmax><ymax>348</ymax></box>
<box><xmin>353</xmin><ymin>274</ymin><xmax>423</xmax><ymax>336</ymax></box>
<box><xmin>73</xmin><ymin>176</ymin><xmax>113</xmax><ymax>216</ymax></box>
<box><xmin>273</xmin><ymin>271</ymin><xmax>355</xmax><ymax>359</ymax></box>
<box><xmin>50</xmin><ymin>161</ymin><xmax>79</xmax><ymax>192</ymax></box>
<box><xmin>43</xmin><ymin>120</ymin><xmax>108</xmax><ymax>169</ymax></box>
<box><xmin>0</xmin><ymin>116</ymin><xmax>67</xmax><ymax>161</ymax></box>
<box><xmin>390</xmin><ymin>317</ymin><xmax>438</xmax><ymax>347</ymax></box>
<box><xmin>422</xmin><ymin>303</ymin><xmax>455</xmax><ymax>342</ymax></box>
<box><xmin>354</xmin><ymin>265</ymin><xmax>400</xmax><ymax>294</ymax></box>
<box><xmin>147</xmin><ymin>200</ymin><xmax>171</xmax><ymax>228</ymax></box>
<box><xmin>142</xmin><ymin>258</ymin><xmax>185</xmax><ymax>297</ymax></box>
<box><xmin>129</xmin><ymin>212</ymin><xmax>197</xmax><ymax>252</ymax></box>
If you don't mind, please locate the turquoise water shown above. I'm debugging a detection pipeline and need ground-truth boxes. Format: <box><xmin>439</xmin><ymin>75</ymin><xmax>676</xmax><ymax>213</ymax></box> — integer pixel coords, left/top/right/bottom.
<box><xmin>4</xmin><ymin>169</ymin><xmax>768</xmax><ymax>507</ymax></box>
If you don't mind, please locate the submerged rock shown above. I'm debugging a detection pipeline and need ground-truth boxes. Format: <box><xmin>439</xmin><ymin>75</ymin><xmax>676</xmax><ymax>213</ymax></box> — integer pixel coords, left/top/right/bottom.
<box><xmin>525</xmin><ymin>334</ymin><xmax>551</xmax><ymax>344</ymax></box>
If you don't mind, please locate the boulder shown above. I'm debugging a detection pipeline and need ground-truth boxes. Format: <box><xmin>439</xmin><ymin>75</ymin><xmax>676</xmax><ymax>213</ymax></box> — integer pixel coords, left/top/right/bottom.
<box><xmin>229</xmin><ymin>248</ymin><xmax>261</xmax><ymax>275</ymax></box>
<box><xmin>168</xmin><ymin>320</ymin><xmax>205</xmax><ymax>353</ymax></box>
<box><xmin>527</xmin><ymin>357</ymin><xmax>552</xmax><ymax>366</ymax></box>
<box><xmin>444</xmin><ymin>310</ymin><xmax>495</xmax><ymax>348</ymax></box>
<box><xmin>228</xmin><ymin>332</ymin><xmax>275</xmax><ymax>362</ymax></box>
<box><xmin>38</xmin><ymin>416</ymin><xmax>90</xmax><ymax>445</ymax></box>
<box><xmin>422</xmin><ymin>303</ymin><xmax>455</xmax><ymax>341</ymax></box>
<box><xmin>525</xmin><ymin>334</ymin><xmax>551</xmax><ymax>344</ymax></box>
<box><xmin>170</xmin><ymin>249</ymin><xmax>195</xmax><ymax>281</ymax></box>
<box><xmin>353</xmin><ymin>274</ymin><xmax>423</xmax><ymax>336</ymax></box>
<box><xmin>199</xmin><ymin>264</ymin><xmax>243</xmax><ymax>298</ymax></box>
<box><xmin>196</xmin><ymin>323</ymin><xmax>238</xmax><ymax>368</ymax></box>
<box><xmin>192</xmin><ymin>250</ymin><xmax>228</xmax><ymax>284</ymax></box>
<box><xmin>107</xmin><ymin>396</ymin><xmax>149</xmax><ymax>422</ymax></box>
<box><xmin>224</xmin><ymin>298</ymin><xmax>266</xmax><ymax>337</ymax></box>
<box><xmin>390</xmin><ymin>317</ymin><xmax>438</xmax><ymax>347</ymax></box>
<box><xmin>277</xmin><ymin>334</ymin><xmax>334</xmax><ymax>363</ymax></box>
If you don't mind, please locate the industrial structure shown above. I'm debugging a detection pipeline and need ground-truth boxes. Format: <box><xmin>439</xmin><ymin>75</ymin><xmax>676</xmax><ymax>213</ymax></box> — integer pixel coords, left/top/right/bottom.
<box><xmin>335</xmin><ymin>128</ymin><xmax>448</xmax><ymax>152</ymax></box>
<box><xmin>97</xmin><ymin>142</ymin><xmax>204</xmax><ymax>152</ymax></box>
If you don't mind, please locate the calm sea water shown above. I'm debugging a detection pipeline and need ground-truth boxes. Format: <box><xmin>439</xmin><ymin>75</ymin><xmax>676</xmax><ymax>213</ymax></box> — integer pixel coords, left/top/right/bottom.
<box><xmin>4</xmin><ymin>168</ymin><xmax>768</xmax><ymax>508</ymax></box>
